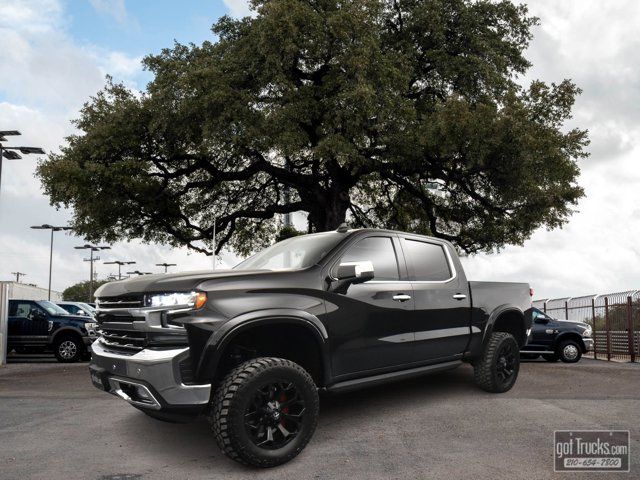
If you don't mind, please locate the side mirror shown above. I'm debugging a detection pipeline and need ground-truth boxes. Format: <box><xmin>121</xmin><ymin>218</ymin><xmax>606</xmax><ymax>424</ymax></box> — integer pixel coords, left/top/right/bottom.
<box><xmin>535</xmin><ymin>317</ymin><xmax>549</xmax><ymax>324</ymax></box>
<box><xmin>335</xmin><ymin>261</ymin><xmax>375</xmax><ymax>283</ymax></box>
<box><xmin>30</xmin><ymin>310</ymin><xmax>47</xmax><ymax>321</ymax></box>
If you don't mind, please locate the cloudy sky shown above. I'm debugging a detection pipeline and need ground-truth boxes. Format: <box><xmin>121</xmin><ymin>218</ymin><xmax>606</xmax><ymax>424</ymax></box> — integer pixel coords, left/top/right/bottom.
<box><xmin>0</xmin><ymin>0</ymin><xmax>638</xmax><ymax>300</ymax></box>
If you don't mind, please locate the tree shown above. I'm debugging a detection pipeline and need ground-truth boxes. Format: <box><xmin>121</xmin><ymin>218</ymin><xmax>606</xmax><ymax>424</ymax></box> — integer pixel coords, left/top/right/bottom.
<box><xmin>37</xmin><ymin>0</ymin><xmax>588</xmax><ymax>257</ymax></box>
<box><xmin>63</xmin><ymin>280</ymin><xmax>110</xmax><ymax>302</ymax></box>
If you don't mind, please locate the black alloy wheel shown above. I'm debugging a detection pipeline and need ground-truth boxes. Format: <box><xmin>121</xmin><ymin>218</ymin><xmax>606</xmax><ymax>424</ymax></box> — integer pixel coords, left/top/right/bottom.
<box><xmin>244</xmin><ymin>381</ymin><xmax>306</xmax><ymax>449</ymax></box>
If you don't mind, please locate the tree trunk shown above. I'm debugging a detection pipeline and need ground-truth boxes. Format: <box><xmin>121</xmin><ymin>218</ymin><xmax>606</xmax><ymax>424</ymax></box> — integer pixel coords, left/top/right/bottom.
<box><xmin>307</xmin><ymin>188</ymin><xmax>351</xmax><ymax>232</ymax></box>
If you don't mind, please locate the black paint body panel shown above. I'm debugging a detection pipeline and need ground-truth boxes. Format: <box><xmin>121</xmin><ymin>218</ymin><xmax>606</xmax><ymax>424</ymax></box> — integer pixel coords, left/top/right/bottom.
<box><xmin>95</xmin><ymin>229</ymin><xmax>531</xmax><ymax>388</ymax></box>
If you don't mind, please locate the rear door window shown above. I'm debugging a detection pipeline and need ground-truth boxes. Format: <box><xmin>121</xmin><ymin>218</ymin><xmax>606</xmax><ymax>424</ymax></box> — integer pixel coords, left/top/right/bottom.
<box><xmin>403</xmin><ymin>239</ymin><xmax>452</xmax><ymax>281</ymax></box>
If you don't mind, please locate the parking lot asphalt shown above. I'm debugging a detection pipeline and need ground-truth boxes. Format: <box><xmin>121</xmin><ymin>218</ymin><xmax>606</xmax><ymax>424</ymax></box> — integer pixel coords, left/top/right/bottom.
<box><xmin>1</xmin><ymin>356</ymin><xmax>638</xmax><ymax>480</ymax></box>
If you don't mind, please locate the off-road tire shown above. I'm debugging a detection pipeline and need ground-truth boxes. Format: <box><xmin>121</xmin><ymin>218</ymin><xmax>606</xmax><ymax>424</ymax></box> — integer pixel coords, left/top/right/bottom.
<box><xmin>53</xmin><ymin>334</ymin><xmax>84</xmax><ymax>363</ymax></box>
<box><xmin>558</xmin><ymin>340</ymin><xmax>582</xmax><ymax>363</ymax></box>
<box><xmin>210</xmin><ymin>357</ymin><xmax>319</xmax><ymax>467</ymax></box>
<box><xmin>474</xmin><ymin>332</ymin><xmax>520</xmax><ymax>393</ymax></box>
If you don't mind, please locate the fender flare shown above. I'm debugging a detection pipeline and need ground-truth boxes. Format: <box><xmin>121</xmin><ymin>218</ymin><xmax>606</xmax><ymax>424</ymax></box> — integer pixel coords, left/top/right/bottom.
<box><xmin>482</xmin><ymin>305</ymin><xmax>527</xmax><ymax>347</ymax></box>
<box><xmin>50</xmin><ymin>326</ymin><xmax>86</xmax><ymax>344</ymax></box>
<box><xmin>196</xmin><ymin>308</ymin><xmax>330</xmax><ymax>385</ymax></box>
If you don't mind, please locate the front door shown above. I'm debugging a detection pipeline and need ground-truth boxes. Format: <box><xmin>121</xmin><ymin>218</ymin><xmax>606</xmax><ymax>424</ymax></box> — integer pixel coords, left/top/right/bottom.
<box><xmin>530</xmin><ymin>310</ymin><xmax>555</xmax><ymax>350</ymax></box>
<box><xmin>324</xmin><ymin>234</ymin><xmax>415</xmax><ymax>377</ymax></box>
<box><xmin>400</xmin><ymin>237</ymin><xmax>472</xmax><ymax>362</ymax></box>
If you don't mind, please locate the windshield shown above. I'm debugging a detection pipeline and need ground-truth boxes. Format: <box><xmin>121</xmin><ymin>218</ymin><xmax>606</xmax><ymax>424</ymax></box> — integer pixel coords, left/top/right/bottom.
<box><xmin>234</xmin><ymin>232</ymin><xmax>347</xmax><ymax>271</ymax></box>
<box><xmin>38</xmin><ymin>301</ymin><xmax>71</xmax><ymax>316</ymax></box>
<box><xmin>78</xmin><ymin>302</ymin><xmax>96</xmax><ymax>314</ymax></box>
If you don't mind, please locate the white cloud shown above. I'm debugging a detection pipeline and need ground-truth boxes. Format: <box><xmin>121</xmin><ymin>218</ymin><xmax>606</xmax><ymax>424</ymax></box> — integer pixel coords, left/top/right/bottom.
<box><xmin>465</xmin><ymin>0</ymin><xmax>640</xmax><ymax>299</ymax></box>
<box><xmin>223</xmin><ymin>0</ymin><xmax>254</xmax><ymax>18</ymax></box>
<box><xmin>2</xmin><ymin>0</ymin><xmax>640</xmax><ymax>303</ymax></box>
<box><xmin>89</xmin><ymin>0</ymin><xmax>128</xmax><ymax>25</ymax></box>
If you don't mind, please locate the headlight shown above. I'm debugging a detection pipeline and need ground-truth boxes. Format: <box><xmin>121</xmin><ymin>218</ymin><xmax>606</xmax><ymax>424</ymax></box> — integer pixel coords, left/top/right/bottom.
<box><xmin>582</xmin><ymin>326</ymin><xmax>592</xmax><ymax>338</ymax></box>
<box><xmin>146</xmin><ymin>291</ymin><xmax>207</xmax><ymax>309</ymax></box>
<box><xmin>84</xmin><ymin>322</ymin><xmax>98</xmax><ymax>335</ymax></box>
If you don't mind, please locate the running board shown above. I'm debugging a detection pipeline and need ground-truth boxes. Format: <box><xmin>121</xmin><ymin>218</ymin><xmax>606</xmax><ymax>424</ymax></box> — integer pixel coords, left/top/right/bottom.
<box><xmin>326</xmin><ymin>360</ymin><xmax>462</xmax><ymax>394</ymax></box>
<box><xmin>520</xmin><ymin>350</ymin><xmax>555</xmax><ymax>355</ymax></box>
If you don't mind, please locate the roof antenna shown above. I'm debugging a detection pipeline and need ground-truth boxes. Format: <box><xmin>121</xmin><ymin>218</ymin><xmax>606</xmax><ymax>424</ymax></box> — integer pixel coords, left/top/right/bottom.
<box><xmin>336</xmin><ymin>223</ymin><xmax>349</xmax><ymax>233</ymax></box>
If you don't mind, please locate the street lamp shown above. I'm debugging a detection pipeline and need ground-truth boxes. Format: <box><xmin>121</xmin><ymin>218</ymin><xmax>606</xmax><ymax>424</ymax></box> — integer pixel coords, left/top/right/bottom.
<box><xmin>104</xmin><ymin>260</ymin><xmax>136</xmax><ymax>280</ymax></box>
<box><xmin>31</xmin><ymin>224</ymin><xmax>72</xmax><ymax>300</ymax></box>
<box><xmin>0</xmin><ymin>131</ymin><xmax>45</xmax><ymax>202</ymax></box>
<box><xmin>74</xmin><ymin>244</ymin><xmax>110</xmax><ymax>301</ymax></box>
<box><xmin>127</xmin><ymin>270</ymin><xmax>152</xmax><ymax>276</ymax></box>
<box><xmin>156</xmin><ymin>262</ymin><xmax>177</xmax><ymax>273</ymax></box>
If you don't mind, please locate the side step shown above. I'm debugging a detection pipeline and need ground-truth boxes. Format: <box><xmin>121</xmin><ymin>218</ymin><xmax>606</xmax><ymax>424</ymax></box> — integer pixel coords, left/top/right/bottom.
<box><xmin>520</xmin><ymin>350</ymin><xmax>555</xmax><ymax>355</ymax></box>
<box><xmin>326</xmin><ymin>360</ymin><xmax>462</xmax><ymax>394</ymax></box>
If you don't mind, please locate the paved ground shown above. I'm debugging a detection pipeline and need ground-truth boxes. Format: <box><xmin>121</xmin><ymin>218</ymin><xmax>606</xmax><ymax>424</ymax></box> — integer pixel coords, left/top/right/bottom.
<box><xmin>1</xmin><ymin>356</ymin><xmax>638</xmax><ymax>480</ymax></box>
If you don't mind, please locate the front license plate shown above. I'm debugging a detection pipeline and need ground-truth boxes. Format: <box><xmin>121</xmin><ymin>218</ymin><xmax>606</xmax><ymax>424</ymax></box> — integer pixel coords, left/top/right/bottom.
<box><xmin>89</xmin><ymin>367</ymin><xmax>108</xmax><ymax>391</ymax></box>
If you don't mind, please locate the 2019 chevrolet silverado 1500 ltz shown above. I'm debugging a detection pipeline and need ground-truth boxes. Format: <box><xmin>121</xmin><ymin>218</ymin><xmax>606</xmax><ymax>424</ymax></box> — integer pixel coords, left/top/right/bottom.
<box><xmin>89</xmin><ymin>227</ymin><xmax>532</xmax><ymax>467</ymax></box>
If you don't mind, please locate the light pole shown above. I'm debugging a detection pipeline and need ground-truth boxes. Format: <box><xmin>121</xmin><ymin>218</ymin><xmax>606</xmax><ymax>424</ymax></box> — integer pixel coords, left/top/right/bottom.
<box><xmin>156</xmin><ymin>263</ymin><xmax>177</xmax><ymax>273</ymax></box>
<box><xmin>31</xmin><ymin>224</ymin><xmax>72</xmax><ymax>300</ymax></box>
<box><xmin>104</xmin><ymin>260</ymin><xmax>136</xmax><ymax>280</ymax></box>
<box><xmin>11</xmin><ymin>272</ymin><xmax>26</xmax><ymax>283</ymax></box>
<box><xmin>0</xmin><ymin>131</ymin><xmax>45</xmax><ymax>202</ymax></box>
<box><xmin>74</xmin><ymin>244</ymin><xmax>110</xmax><ymax>301</ymax></box>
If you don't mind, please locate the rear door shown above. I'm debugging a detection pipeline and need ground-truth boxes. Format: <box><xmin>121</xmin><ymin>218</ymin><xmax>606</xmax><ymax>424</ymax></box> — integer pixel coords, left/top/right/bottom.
<box><xmin>324</xmin><ymin>234</ymin><xmax>415</xmax><ymax>377</ymax></box>
<box><xmin>399</xmin><ymin>236</ymin><xmax>472</xmax><ymax>362</ymax></box>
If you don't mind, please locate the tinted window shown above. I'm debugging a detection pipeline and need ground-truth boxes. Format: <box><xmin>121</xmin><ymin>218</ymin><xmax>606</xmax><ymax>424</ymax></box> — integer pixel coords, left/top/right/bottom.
<box><xmin>340</xmin><ymin>236</ymin><xmax>399</xmax><ymax>280</ymax></box>
<box><xmin>9</xmin><ymin>301</ymin><xmax>32</xmax><ymax>317</ymax></box>
<box><xmin>403</xmin><ymin>239</ymin><xmax>451</xmax><ymax>281</ymax></box>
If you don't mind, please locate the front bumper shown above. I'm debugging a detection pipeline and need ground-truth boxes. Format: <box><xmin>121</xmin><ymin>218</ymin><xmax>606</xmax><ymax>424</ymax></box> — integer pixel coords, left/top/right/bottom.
<box><xmin>89</xmin><ymin>338</ymin><xmax>211</xmax><ymax>411</ymax></box>
<box><xmin>583</xmin><ymin>337</ymin><xmax>593</xmax><ymax>352</ymax></box>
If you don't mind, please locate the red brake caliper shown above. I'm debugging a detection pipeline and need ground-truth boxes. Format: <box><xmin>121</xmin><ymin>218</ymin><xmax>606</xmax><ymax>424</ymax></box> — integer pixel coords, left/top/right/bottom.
<box><xmin>279</xmin><ymin>393</ymin><xmax>288</xmax><ymax>425</ymax></box>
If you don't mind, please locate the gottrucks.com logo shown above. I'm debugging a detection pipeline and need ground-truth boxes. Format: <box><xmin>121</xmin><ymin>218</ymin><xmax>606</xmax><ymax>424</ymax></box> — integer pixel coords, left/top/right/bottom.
<box><xmin>554</xmin><ymin>430</ymin><xmax>630</xmax><ymax>472</ymax></box>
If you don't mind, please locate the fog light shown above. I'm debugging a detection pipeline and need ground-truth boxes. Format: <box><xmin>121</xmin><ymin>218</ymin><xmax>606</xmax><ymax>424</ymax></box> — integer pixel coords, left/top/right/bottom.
<box><xmin>135</xmin><ymin>386</ymin><xmax>153</xmax><ymax>402</ymax></box>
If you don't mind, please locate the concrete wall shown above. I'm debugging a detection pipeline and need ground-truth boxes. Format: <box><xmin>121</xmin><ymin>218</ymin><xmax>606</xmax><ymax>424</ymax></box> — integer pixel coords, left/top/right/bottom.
<box><xmin>0</xmin><ymin>282</ymin><xmax>63</xmax><ymax>365</ymax></box>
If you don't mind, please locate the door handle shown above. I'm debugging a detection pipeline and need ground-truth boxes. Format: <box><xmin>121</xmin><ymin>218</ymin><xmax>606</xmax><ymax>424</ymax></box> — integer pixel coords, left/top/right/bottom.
<box><xmin>393</xmin><ymin>294</ymin><xmax>412</xmax><ymax>302</ymax></box>
<box><xmin>452</xmin><ymin>293</ymin><xmax>467</xmax><ymax>300</ymax></box>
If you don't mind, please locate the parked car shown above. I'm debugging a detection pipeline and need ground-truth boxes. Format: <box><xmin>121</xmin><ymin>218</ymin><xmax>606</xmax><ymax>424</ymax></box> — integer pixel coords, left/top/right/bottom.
<box><xmin>56</xmin><ymin>301</ymin><xmax>96</xmax><ymax>317</ymax></box>
<box><xmin>7</xmin><ymin>299</ymin><xmax>98</xmax><ymax>362</ymax></box>
<box><xmin>89</xmin><ymin>227</ymin><xmax>532</xmax><ymax>467</ymax></box>
<box><xmin>520</xmin><ymin>307</ymin><xmax>593</xmax><ymax>363</ymax></box>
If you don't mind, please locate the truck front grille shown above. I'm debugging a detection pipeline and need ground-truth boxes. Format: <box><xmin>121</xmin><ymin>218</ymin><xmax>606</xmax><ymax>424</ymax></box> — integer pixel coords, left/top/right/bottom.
<box><xmin>97</xmin><ymin>327</ymin><xmax>147</xmax><ymax>353</ymax></box>
<box><xmin>96</xmin><ymin>294</ymin><xmax>145</xmax><ymax>309</ymax></box>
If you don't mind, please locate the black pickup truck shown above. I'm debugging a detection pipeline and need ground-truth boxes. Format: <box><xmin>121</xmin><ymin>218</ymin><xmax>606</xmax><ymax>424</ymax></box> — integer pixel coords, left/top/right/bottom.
<box><xmin>8</xmin><ymin>299</ymin><xmax>98</xmax><ymax>362</ymax></box>
<box><xmin>520</xmin><ymin>307</ymin><xmax>593</xmax><ymax>363</ymax></box>
<box><xmin>89</xmin><ymin>227</ymin><xmax>532</xmax><ymax>467</ymax></box>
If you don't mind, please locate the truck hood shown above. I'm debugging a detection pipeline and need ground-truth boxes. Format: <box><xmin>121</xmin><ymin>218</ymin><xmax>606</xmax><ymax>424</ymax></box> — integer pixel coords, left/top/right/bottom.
<box><xmin>555</xmin><ymin>319</ymin><xmax>589</xmax><ymax>328</ymax></box>
<box><xmin>94</xmin><ymin>269</ymin><xmax>279</xmax><ymax>298</ymax></box>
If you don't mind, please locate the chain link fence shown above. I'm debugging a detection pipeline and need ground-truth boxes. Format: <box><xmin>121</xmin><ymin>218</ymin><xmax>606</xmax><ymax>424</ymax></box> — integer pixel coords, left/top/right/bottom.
<box><xmin>533</xmin><ymin>291</ymin><xmax>639</xmax><ymax>362</ymax></box>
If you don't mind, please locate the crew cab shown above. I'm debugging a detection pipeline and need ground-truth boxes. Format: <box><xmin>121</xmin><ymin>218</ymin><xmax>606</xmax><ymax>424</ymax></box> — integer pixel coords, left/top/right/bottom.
<box><xmin>8</xmin><ymin>299</ymin><xmax>98</xmax><ymax>362</ymax></box>
<box><xmin>520</xmin><ymin>307</ymin><xmax>593</xmax><ymax>363</ymax></box>
<box><xmin>89</xmin><ymin>227</ymin><xmax>532</xmax><ymax>467</ymax></box>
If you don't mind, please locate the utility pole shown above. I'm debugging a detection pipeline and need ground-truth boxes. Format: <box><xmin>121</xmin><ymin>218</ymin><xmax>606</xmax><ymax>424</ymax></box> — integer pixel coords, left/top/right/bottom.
<box><xmin>31</xmin><ymin>224</ymin><xmax>72</xmax><ymax>300</ymax></box>
<box><xmin>75</xmin><ymin>244</ymin><xmax>110</xmax><ymax>301</ymax></box>
<box><xmin>104</xmin><ymin>260</ymin><xmax>136</xmax><ymax>280</ymax></box>
<box><xmin>156</xmin><ymin>263</ymin><xmax>177</xmax><ymax>273</ymax></box>
<box><xmin>11</xmin><ymin>272</ymin><xmax>26</xmax><ymax>283</ymax></box>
